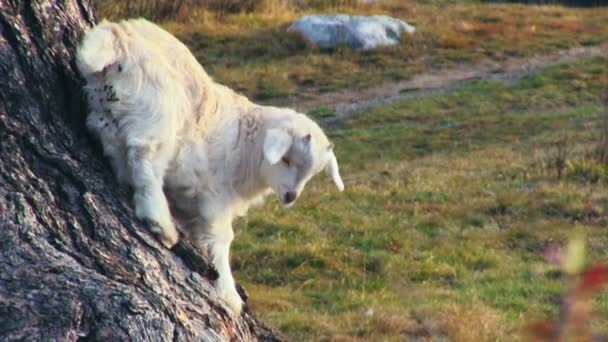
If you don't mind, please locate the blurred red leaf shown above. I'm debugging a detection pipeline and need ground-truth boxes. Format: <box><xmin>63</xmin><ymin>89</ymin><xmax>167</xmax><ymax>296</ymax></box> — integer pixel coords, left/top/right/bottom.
<box><xmin>579</xmin><ymin>265</ymin><xmax>608</xmax><ymax>295</ymax></box>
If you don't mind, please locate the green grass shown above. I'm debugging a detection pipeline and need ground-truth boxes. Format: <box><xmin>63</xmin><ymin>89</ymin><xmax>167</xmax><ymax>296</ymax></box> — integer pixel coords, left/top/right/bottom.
<box><xmin>309</xmin><ymin>106</ymin><xmax>338</xmax><ymax>119</ymax></box>
<box><xmin>232</xmin><ymin>56</ymin><xmax>608</xmax><ymax>340</ymax></box>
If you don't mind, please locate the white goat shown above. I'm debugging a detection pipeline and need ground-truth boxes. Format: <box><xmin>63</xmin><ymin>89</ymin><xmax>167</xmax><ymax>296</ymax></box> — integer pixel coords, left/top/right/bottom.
<box><xmin>76</xmin><ymin>18</ymin><xmax>344</xmax><ymax>314</ymax></box>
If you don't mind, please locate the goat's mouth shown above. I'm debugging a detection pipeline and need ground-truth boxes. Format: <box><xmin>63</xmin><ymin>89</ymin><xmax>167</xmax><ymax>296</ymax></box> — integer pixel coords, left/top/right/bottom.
<box><xmin>277</xmin><ymin>191</ymin><xmax>298</xmax><ymax>207</ymax></box>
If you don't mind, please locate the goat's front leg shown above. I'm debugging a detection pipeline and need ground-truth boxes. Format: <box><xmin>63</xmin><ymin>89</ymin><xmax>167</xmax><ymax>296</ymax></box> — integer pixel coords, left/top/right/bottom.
<box><xmin>127</xmin><ymin>145</ymin><xmax>178</xmax><ymax>248</ymax></box>
<box><xmin>197</xmin><ymin>214</ymin><xmax>243</xmax><ymax>315</ymax></box>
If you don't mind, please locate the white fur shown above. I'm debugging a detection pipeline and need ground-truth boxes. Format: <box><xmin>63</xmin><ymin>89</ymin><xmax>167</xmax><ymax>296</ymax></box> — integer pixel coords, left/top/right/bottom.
<box><xmin>76</xmin><ymin>18</ymin><xmax>343</xmax><ymax>315</ymax></box>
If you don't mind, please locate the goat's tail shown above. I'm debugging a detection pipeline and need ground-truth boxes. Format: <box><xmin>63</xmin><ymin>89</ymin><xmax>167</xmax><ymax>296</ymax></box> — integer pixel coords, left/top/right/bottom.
<box><xmin>76</xmin><ymin>20</ymin><xmax>126</xmax><ymax>77</ymax></box>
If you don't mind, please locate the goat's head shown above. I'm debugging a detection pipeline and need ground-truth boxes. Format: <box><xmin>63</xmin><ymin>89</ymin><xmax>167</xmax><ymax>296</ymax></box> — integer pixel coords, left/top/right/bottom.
<box><xmin>260</xmin><ymin>111</ymin><xmax>344</xmax><ymax>207</ymax></box>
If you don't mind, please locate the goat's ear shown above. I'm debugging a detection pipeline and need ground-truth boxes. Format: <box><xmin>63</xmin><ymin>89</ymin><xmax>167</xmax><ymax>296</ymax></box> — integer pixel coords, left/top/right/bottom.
<box><xmin>264</xmin><ymin>128</ymin><xmax>292</xmax><ymax>165</ymax></box>
<box><xmin>325</xmin><ymin>149</ymin><xmax>344</xmax><ymax>191</ymax></box>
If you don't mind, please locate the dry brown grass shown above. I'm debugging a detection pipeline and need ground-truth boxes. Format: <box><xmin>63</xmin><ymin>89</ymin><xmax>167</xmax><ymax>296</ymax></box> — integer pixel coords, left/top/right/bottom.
<box><xmin>440</xmin><ymin>34</ymin><xmax>473</xmax><ymax>49</ymax></box>
<box><xmin>443</xmin><ymin>303</ymin><xmax>503</xmax><ymax>341</ymax></box>
<box><xmin>95</xmin><ymin>0</ymin><xmax>369</xmax><ymax>21</ymax></box>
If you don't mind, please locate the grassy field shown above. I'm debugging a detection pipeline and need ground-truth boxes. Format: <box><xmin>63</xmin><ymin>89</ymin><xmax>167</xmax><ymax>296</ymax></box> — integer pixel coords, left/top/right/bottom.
<box><xmin>157</xmin><ymin>1</ymin><xmax>608</xmax><ymax>103</ymax></box>
<box><xmin>232</xmin><ymin>56</ymin><xmax>608</xmax><ymax>340</ymax></box>
<box><xmin>97</xmin><ymin>1</ymin><xmax>608</xmax><ymax>340</ymax></box>
<box><xmin>99</xmin><ymin>0</ymin><xmax>608</xmax><ymax>103</ymax></box>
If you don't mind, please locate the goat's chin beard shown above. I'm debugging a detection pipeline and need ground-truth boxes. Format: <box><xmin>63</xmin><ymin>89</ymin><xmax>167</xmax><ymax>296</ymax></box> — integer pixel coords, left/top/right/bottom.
<box><xmin>281</xmin><ymin>201</ymin><xmax>295</xmax><ymax>208</ymax></box>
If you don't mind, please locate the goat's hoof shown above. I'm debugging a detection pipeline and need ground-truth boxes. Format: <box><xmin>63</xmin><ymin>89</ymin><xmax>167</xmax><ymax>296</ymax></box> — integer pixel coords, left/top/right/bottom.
<box><xmin>158</xmin><ymin>231</ymin><xmax>179</xmax><ymax>249</ymax></box>
<box><xmin>146</xmin><ymin>219</ymin><xmax>179</xmax><ymax>249</ymax></box>
<box><xmin>219</xmin><ymin>286</ymin><xmax>244</xmax><ymax>315</ymax></box>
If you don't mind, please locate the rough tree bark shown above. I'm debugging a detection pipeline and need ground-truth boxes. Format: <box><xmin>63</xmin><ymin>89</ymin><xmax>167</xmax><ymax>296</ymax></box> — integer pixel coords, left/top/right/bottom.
<box><xmin>0</xmin><ymin>1</ymin><xmax>282</xmax><ymax>341</ymax></box>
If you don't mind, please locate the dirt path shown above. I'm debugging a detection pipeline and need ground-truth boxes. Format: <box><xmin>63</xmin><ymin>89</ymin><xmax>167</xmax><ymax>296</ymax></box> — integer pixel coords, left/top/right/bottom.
<box><xmin>290</xmin><ymin>43</ymin><xmax>608</xmax><ymax>129</ymax></box>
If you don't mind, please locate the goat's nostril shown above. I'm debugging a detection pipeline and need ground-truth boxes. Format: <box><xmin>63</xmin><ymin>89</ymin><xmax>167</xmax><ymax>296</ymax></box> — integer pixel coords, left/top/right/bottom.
<box><xmin>284</xmin><ymin>192</ymin><xmax>296</xmax><ymax>204</ymax></box>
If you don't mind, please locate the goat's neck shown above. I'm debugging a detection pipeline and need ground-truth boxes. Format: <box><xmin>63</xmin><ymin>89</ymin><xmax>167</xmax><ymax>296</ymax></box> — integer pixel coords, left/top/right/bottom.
<box><xmin>229</xmin><ymin>115</ymin><xmax>268</xmax><ymax>201</ymax></box>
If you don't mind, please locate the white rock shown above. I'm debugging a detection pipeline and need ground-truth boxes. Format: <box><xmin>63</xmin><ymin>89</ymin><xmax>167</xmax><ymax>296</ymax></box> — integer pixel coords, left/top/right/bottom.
<box><xmin>288</xmin><ymin>14</ymin><xmax>415</xmax><ymax>50</ymax></box>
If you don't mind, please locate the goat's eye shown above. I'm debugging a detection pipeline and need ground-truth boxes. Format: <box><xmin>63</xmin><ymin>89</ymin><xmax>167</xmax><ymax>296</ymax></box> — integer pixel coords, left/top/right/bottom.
<box><xmin>281</xmin><ymin>156</ymin><xmax>290</xmax><ymax>167</ymax></box>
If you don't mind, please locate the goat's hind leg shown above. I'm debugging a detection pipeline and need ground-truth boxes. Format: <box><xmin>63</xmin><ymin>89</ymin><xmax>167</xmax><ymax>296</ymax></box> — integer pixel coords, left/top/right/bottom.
<box><xmin>127</xmin><ymin>145</ymin><xmax>179</xmax><ymax>248</ymax></box>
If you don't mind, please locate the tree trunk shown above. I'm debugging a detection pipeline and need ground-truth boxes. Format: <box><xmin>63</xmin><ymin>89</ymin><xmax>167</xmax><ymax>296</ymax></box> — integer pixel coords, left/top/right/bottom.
<box><xmin>0</xmin><ymin>1</ymin><xmax>282</xmax><ymax>340</ymax></box>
